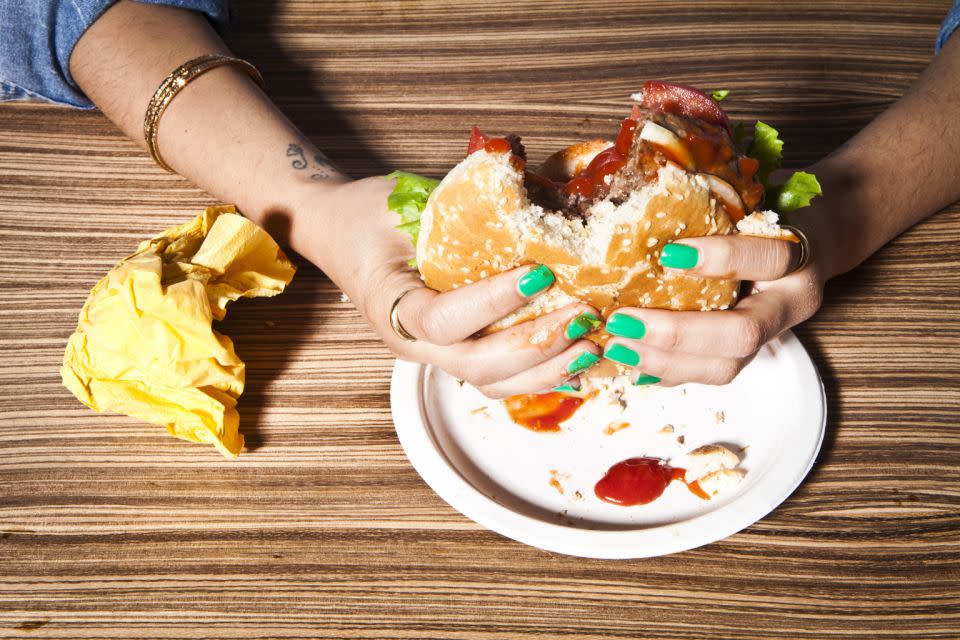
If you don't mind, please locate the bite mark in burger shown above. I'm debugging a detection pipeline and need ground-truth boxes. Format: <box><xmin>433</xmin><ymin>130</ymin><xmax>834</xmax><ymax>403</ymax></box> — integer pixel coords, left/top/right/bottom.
<box><xmin>387</xmin><ymin>82</ymin><xmax>821</xmax><ymax>379</ymax></box>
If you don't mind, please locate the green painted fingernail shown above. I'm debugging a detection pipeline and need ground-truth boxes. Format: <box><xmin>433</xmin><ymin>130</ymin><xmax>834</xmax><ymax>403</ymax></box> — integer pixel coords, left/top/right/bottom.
<box><xmin>553</xmin><ymin>383</ymin><xmax>579</xmax><ymax>392</ymax></box>
<box><xmin>604</xmin><ymin>343</ymin><xmax>640</xmax><ymax>367</ymax></box>
<box><xmin>566</xmin><ymin>351</ymin><xmax>599</xmax><ymax>374</ymax></box>
<box><xmin>517</xmin><ymin>264</ymin><xmax>555</xmax><ymax>297</ymax></box>
<box><xmin>634</xmin><ymin>374</ymin><xmax>661</xmax><ymax>386</ymax></box>
<box><xmin>606</xmin><ymin>313</ymin><xmax>646</xmax><ymax>339</ymax></box>
<box><xmin>659</xmin><ymin>243</ymin><xmax>699</xmax><ymax>269</ymax></box>
<box><xmin>565</xmin><ymin>312</ymin><xmax>601</xmax><ymax>340</ymax></box>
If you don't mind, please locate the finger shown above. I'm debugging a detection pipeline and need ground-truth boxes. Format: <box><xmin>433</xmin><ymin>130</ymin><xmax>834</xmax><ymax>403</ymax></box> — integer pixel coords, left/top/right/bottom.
<box><xmin>658</xmin><ymin>235</ymin><xmax>800</xmax><ymax>282</ymax></box>
<box><xmin>397</xmin><ymin>264</ymin><xmax>556</xmax><ymax>346</ymax></box>
<box><xmin>609</xmin><ymin>340</ymin><xmax>755</xmax><ymax>387</ymax></box>
<box><xmin>475</xmin><ymin>340</ymin><xmax>602</xmax><ymax>399</ymax></box>
<box><xmin>606</xmin><ymin>288</ymin><xmax>791</xmax><ymax>358</ymax></box>
<box><xmin>448</xmin><ymin>303</ymin><xmax>600</xmax><ymax>387</ymax></box>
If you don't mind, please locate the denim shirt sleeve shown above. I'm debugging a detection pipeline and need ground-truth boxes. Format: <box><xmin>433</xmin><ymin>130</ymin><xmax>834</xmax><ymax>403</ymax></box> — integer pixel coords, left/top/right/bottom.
<box><xmin>937</xmin><ymin>1</ymin><xmax>960</xmax><ymax>53</ymax></box>
<box><xmin>0</xmin><ymin>0</ymin><xmax>231</xmax><ymax>109</ymax></box>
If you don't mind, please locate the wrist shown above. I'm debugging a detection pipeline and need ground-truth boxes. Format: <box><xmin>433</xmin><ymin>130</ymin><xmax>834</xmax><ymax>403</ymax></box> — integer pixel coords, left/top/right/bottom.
<box><xmin>795</xmin><ymin>149</ymin><xmax>878</xmax><ymax>280</ymax></box>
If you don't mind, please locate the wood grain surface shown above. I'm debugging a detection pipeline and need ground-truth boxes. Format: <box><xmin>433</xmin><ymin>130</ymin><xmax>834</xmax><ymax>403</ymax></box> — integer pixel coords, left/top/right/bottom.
<box><xmin>1</xmin><ymin>1</ymin><xmax>959</xmax><ymax>638</ymax></box>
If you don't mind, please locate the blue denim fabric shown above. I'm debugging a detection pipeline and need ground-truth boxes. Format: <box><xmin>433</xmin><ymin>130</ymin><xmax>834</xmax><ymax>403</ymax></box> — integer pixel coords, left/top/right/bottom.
<box><xmin>937</xmin><ymin>1</ymin><xmax>960</xmax><ymax>53</ymax></box>
<box><xmin>2</xmin><ymin>2</ymin><xmax>959</xmax><ymax>109</ymax></box>
<box><xmin>0</xmin><ymin>0</ymin><xmax>230</xmax><ymax>109</ymax></box>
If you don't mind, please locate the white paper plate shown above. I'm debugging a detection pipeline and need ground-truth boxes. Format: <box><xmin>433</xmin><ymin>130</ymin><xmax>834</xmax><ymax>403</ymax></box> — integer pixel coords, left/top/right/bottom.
<box><xmin>390</xmin><ymin>331</ymin><xmax>826</xmax><ymax>559</ymax></box>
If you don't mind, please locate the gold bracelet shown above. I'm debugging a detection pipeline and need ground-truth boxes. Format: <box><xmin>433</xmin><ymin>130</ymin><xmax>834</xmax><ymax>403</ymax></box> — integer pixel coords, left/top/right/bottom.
<box><xmin>143</xmin><ymin>54</ymin><xmax>264</xmax><ymax>172</ymax></box>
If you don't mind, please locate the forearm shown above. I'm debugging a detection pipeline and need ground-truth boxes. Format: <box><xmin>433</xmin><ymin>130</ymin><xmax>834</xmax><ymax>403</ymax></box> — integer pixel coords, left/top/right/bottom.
<box><xmin>806</xmin><ymin>34</ymin><xmax>960</xmax><ymax>278</ymax></box>
<box><xmin>69</xmin><ymin>1</ymin><xmax>349</xmax><ymax>254</ymax></box>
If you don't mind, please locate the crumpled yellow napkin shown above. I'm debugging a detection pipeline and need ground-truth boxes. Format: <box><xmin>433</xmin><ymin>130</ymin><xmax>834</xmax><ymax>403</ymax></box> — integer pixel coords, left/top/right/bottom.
<box><xmin>61</xmin><ymin>205</ymin><xmax>295</xmax><ymax>457</ymax></box>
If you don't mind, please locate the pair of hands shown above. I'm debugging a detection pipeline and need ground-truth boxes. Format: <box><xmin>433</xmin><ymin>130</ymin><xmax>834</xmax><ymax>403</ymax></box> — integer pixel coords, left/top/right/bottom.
<box><xmin>314</xmin><ymin>176</ymin><xmax>829</xmax><ymax>399</ymax></box>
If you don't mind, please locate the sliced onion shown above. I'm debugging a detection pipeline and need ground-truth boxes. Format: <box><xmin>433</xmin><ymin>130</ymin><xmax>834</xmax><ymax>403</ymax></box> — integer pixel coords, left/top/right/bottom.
<box><xmin>638</xmin><ymin>122</ymin><xmax>693</xmax><ymax>168</ymax></box>
<box><xmin>700</xmin><ymin>174</ymin><xmax>745</xmax><ymax>222</ymax></box>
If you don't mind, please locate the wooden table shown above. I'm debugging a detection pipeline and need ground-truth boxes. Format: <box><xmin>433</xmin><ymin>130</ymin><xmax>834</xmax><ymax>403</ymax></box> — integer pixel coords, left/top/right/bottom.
<box><xmin>2</xmin><ymin>2</ymin><xmax>958</xmax><ymax>637</ymax></box>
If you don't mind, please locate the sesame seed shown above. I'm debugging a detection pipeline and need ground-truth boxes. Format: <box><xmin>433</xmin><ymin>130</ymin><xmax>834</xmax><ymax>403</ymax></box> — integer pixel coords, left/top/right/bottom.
<box><xmin>644</xmin><ymin>220</ymin><xmax>652</xmax><ymax>231</ymax></box>
<box><xmin>646</xmin><ymin>237</ymin><xmax>658</xmax><ymax>247</ymax></box>
<box><xmin>464</xmin><ymin>278</ymin><xmax>473</xmax><ymax>284</ymax></box>
<box><xmin>656</xmin><ymin>211</ymin><xmax>667</xmax><ymax>219</ymax></box>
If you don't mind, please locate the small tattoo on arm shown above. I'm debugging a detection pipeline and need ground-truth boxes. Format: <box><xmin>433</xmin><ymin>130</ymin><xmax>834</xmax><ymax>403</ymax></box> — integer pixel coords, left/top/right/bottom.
<box><xmin>286</xmin><ymin>144</ymin><xmax>308</xmax><ymax>169</ymax></box>
<box><xmin>287</xmin><ymin>143</ymin><xmax>340</xmax><ymax>180</ymax></box>
<box><xmin>310</xmin><ymin>152</ymin><xmax>335</xmax><ymax>180</ymax></box>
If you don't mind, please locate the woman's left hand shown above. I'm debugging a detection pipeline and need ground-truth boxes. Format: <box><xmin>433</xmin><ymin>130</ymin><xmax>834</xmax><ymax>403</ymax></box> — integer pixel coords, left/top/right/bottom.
<box><xmin>603</xmin><ymin>226</ymin><xmax>828</xmax><ymax>386</ymax></box>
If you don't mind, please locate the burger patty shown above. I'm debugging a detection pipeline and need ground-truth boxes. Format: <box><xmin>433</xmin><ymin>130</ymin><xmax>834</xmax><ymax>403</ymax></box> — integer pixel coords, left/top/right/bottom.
<box><xmin>523</xmin><ymin>108</ymin><xmax>760</xmax><ymax>223</ymax></box>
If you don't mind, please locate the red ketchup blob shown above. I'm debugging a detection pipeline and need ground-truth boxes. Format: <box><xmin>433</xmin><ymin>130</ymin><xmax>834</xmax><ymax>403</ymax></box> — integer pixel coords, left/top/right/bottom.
<box><xmin>467</xmin><ymin>127</ymin><xmax>513</xmax><ymax>155</ymax></box>
<box><xmin>563</xmin><ymin>117</ymin><xmax>638</xmax><ymax>198</ymax></box>
<box><xmin>595</xmin><ymin>457</ymin><xmax>709</xmax><ymax>506</ymax></box>
<box><xmin>594</xmin><ymin>457</ymin><xmax>674</xmax><ymax>506</ymax></box>
<box><xmin>467</xmin><ymin>126</ymin><xmax>489</xmax><ymax>154</ymax></box>
<box><xmin>503</xmin><ymin>392</ymin><xmax>585</xmax><ymax>432</ymax></box>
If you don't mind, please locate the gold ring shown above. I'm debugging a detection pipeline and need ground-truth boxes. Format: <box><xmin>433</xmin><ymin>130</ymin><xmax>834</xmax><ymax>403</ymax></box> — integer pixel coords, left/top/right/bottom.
<box><xmin>389</xmin><ymin>289</ymin><xmax>419</xmax><ymax>342</ymax></box>
<box><xmin>781</xmin><ymin>224</ymin><xmax>811</xmax><ymax>274</ymax></box>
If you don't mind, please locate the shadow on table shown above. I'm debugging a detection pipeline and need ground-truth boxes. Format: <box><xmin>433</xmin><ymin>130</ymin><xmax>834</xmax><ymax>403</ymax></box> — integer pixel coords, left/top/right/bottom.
<box><xmin>793</xmin><ymin>270</ymin><xmax>877</xmax><ymax>480</ymax></box>
<box><xmin>227</xmin><ymin>0</ymin><xmax>391</xmax><ymax>177</ymax></box>
<box><xmin>217</xmin><ymin>253</ymin><xmax>327</xmax><ymax>451</ymax></box>
<box><xmin>214</xmin><ymin>1</ymin><xmax>391</xmax><ymax>449</ymax></box>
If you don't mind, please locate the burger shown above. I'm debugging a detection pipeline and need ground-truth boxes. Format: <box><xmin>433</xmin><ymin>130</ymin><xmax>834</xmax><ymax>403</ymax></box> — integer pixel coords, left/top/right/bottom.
<box><xmin>388</xmin><ymin>81</ymin><xmax>820</xmax><ymax>377</ymax></box>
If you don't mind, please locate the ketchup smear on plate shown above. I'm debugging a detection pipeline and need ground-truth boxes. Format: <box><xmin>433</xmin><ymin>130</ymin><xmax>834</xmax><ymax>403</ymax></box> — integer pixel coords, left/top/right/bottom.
<box><xmin>595</xmin><ymin>457</ymin><xmax>709</xmax><ymax>506</ymax></box>
<box><xmin>503</xmin><ymin>392</ymin><xmax>585</xmax><ymax>432</ymax></box>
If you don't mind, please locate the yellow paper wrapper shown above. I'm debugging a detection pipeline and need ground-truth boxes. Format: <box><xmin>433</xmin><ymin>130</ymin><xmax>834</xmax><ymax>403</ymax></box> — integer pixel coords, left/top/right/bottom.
<box><xmin>61</xmin><ymin>205</ymin><xmax>296</xmax><ymax>457</ymax></box>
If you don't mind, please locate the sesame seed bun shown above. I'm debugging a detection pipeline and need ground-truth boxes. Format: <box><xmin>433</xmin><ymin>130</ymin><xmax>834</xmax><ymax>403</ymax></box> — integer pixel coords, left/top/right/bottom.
<box><xmin>415</xmin><ymin>116</ymin><xmax>776</xmax><ymax>377</ymax></box>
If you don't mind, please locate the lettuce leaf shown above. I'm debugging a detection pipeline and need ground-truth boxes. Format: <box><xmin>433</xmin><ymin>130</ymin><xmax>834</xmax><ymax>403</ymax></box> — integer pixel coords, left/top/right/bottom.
<box><xmin>767</xmin><ymin>171</ymin><xmax>822</xmax><ymax>214</ymax></box>
<box><xmin>747</xmin><ymin>121</ymin><xmax>783</xmax><ymax>188</ymax></box>
<box><xmin>744</xmin><ymin>122</ymin><xmax>822</xmax><ymax>216</ymax></box>
<box><xmin>386</xmin><ymin>171</ymin><xmax>440</xmax><ymax>268</ymax></box>
<box><xmin>711</xmin><ymin>89</ymin><xmax>730</xmax><ymax>102</ymax></box>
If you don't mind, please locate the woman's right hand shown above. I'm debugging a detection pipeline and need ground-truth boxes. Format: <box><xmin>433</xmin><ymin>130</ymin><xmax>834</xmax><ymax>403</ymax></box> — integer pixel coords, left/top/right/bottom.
<box><xmin>294</xmin><ymin>176</ymin><xmax>602</xmax><ymax>398</ymax></box>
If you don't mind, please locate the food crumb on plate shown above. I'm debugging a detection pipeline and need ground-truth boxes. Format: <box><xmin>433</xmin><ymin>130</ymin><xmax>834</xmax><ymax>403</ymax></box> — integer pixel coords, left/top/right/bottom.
<box><xmin>470</xmin><ymin>406</ymin><xmax>490</xmax><ymax>418</ymax></box>
<box><xmin>682</xmin><ymin>443</ymin><xmax>746</xmax><ymax>498</ymax></box>
<box><xmin>658</xmin><ymin>424</ymin><xmax>675</xmax><ymax>435</ymax></box>
<box><xmin>549</xmin><ymin>469</ymin><xmax>571</xmax><ymax>495</ymax></box>
<box><xmin>604</xmin><ymin>421</ymin><xmax>631</xmax><ymax>435</ymax></box>
<box><xmin>715</xmin><ymin>410</ymin><xmax>726</xmax><ymax>424</ymax></box>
